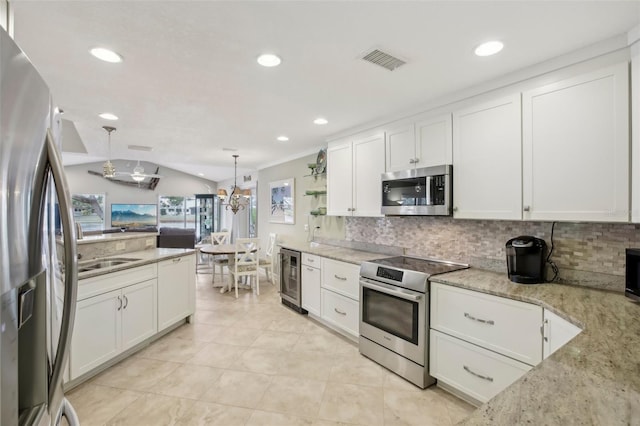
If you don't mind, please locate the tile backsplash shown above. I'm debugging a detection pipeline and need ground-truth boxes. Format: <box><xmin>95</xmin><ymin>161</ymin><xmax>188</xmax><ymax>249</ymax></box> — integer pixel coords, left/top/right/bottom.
<box><xmin>345</xmin><ymin>217</ymin><xmax>640</xmax><ymax>292</ymax></box>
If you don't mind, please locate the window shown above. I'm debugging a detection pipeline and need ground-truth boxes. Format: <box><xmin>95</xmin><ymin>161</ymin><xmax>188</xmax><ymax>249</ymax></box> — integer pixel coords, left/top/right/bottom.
<box><xmin>72</xmin><ymin>193</ymin><xmax>106</xmax><ymax>232</ymax></box>
<box><xmin>158</xmin><ymin>195</ymin><xmax>196</xmax><ymax>229</ymax></box>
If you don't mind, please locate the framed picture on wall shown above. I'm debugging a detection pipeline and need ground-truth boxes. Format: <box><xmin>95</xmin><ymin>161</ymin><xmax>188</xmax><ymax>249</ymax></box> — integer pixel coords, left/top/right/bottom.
<box><xmin>269</xmin><ymin>178</ymin><xmax>295</xmax><ymax>224</ymax></box>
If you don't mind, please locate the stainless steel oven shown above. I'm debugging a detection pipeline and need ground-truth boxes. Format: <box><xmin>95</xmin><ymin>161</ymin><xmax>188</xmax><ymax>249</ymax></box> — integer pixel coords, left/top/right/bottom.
<box><xmin>359</xmin><ymin>256</ymin><xmax>467</xmax><ymax>388</ymax></box>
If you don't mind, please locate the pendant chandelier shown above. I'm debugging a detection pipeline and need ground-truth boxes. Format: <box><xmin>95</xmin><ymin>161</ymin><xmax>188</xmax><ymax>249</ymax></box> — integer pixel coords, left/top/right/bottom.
<box><xmin>217</xmin><ymin>154</ymin><xmax>251</xmax><ymax>214</ymax></box>
<box><xmin>102</xmin><ymin>126</ymin><xmax>117</xmax><ymax>178</ymax></box>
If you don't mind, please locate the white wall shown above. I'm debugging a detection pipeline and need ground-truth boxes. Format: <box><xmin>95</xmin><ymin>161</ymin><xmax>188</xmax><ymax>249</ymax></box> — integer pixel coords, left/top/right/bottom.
<box><xmin>257</xmin><ymin>154</ymin><xmax>345</xmax><ymax>247</ymax></box>
<box><xmin>65</xmin><ymin>161</ymin><xmax>217</xmax><ymax>227</ymax></box>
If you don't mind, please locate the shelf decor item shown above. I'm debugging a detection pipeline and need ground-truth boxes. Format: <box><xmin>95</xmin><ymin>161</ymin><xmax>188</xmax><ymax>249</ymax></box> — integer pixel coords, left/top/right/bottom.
<box><xmin>270</xmin><ymin>178</ymin><xmax>295</xmax><ymax>224</ymax></box>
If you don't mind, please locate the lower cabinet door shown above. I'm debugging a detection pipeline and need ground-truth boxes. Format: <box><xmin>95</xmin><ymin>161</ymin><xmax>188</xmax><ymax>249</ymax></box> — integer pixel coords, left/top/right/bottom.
<box><xmin>158</xmin><ymin>257</ymin><xmax>191</xmax><ymax>331</ymax></box>
<box><xmin>70</xmin><ymin>289</ymin><xmax>122</xmax><ymax>380</ymax></box>
<box><xmin>320</xmin><ymin>289</ymin><xmax>359</xmax><ymax>337</ymax></box>
<box><xmin>302</xmin><ymin>266</ymin><xmax>321</xmax><ymax>316</ymax></box>
<box><xmin>430</xmin><ymin>330</ymin><xmax>532</xmax><ymax>404</ymax></box>
<box><xmin>121</xmin><ymin>279</ymin><xmax>158</xmax><ymax>351</ymax></box>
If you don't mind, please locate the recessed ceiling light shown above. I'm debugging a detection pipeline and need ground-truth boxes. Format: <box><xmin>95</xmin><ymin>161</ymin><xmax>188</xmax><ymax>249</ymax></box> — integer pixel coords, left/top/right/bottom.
<box><xmin>313</xmin><ymin>118</ymin><xmax>328</xmax><ymax>125</ymax></box>
<box><xmin>99</xmin><ymin>112</ymin><xmax>118</xmax><ymax>120</ymax></box>
<box><xmin>197</xmin><ymin>173</ymin><xmax>205</xmax><ymax>177</ymax></box>
<box><xmin>277</xmin><ymin>136</ymin><xmax>289</xmax><ymax>142</ymax></box>
<box><xmin>90</xmin><ymin>47</ymin><xmax>123</xmax><ymax>63</ymax></box>
<box><xmin>474</xmin><ymin>41</ymin><xmax>504</xmax><ymax>57</ymax></box>
<box><xmin>257</xmin><ymin>53</ymin><xmax>281</xmax><ymax>67</ymax></box>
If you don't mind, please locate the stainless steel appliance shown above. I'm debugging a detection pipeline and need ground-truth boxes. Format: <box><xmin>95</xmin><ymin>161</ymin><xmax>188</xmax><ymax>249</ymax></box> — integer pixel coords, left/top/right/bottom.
<box><xmin>505</xmin><ymin>236</ymin><xmax>547</xmax><ymax>284</ymax></box>
<box><xmin>381</xmin><ymin>165</ymin><xmax>452</xmax><ymax>216</ymax></box>
<box><xmin>0</xmin><ymin>29</ymin><xmax>79</xmax><ymax>425</ymax></box>
<box><xmin>279</xmin><ymin>248</ymin><xmax>307</xmax><ymax>314</ymax></box>
<box><xmin>359</xmin><ymin>256</ymin><xmax>467</xmax><ymax>388</ymax></box>
<box><xmin>625</xmin><ymin>248</ymin><xmax>640</xmax><ymax>302</ymax></box>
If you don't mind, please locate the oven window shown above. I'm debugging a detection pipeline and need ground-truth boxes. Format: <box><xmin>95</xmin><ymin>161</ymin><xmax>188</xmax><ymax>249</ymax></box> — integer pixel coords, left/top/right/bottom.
<box><xmin>362</xmin><ymin>287</ymin><xmax>419</xmax><ymax>344</ymax></box>
<box><xmin>382</xmin><ymin>175</ymin><xmax>445</xmax><ymax>207</ymax></box>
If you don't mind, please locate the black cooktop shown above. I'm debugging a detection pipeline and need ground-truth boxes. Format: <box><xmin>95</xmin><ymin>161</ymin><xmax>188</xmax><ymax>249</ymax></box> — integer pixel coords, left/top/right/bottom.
<box><xmin>368</xmin><ymin>256</ymin><xmax>467</xmax><ymax>277</ymax></box>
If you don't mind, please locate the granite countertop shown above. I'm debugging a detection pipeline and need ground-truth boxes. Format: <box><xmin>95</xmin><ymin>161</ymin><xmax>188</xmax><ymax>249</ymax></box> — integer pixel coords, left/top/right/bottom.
<box><xmin>278</xmin><ymin>241</ymin><xmax>390</xmax><ymax>265</ymax></box>
<box><xmin>78</xmin><ymin>248</ymin><xmax>194</xmax><ymax>280</ymax></box>
<box><xmin>75</xmin><ymin>232</ymin><xmax>158</xmax><ymax>245</ymax></box>
<box><xmin>430</xmin><ymin>268</ymin><xmax>640</xmax><ymax>425</ymax></box>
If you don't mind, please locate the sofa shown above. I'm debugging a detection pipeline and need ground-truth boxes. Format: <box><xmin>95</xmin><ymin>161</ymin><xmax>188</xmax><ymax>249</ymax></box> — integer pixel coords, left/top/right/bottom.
<box><xmin>156</xmin><ymin>227</ymin><xmax>196</xmax><ymax>249</ymax></box>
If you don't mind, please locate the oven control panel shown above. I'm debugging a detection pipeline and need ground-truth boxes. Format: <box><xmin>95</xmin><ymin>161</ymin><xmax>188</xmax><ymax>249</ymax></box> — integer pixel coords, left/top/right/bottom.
<box><xmin>376</xmin><ymin>266</ymin><xmax>403</xmax><ymax>282</ymax></box>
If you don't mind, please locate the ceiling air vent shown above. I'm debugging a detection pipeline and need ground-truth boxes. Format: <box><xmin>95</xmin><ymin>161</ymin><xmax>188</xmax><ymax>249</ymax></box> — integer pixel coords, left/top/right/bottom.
<box><xmin>361</xmin><ymin>49</ymin><xmax>406</xmax><ymax>71</ymax></box>
<box><xmin>128</xmin><ymin>144</ymin><xmax>153</xmax><ymax>152</ymax></box>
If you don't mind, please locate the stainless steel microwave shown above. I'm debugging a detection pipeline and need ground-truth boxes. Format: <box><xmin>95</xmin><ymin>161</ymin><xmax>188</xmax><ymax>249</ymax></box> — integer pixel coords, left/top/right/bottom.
<box><xmin>626</xmin><ymin>248</ymin><xmax>640</xmax><ymax>302</ymax></box>
<box><xmin>381</xmin><ymin>165</ymin><xmax>452</xmax><ymax>216</ymax></box>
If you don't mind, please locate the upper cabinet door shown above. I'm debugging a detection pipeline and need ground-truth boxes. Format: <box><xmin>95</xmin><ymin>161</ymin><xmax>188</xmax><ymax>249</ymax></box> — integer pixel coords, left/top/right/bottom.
<box><xmin>327</xmin><ymin>139</ymin><xmax>353</xmax><ymax>216</ymax></box>
<box><xmin>522</xmin><ymin>63</ymin><xmax>629</xmax><ymax>222</ymax></box>
<box><xmin>385</xmin><ymin>123</ymin><xmax>416</xmax><ymax>172</ymax></box>
<box><xmin>415</xmin><ymin>113</ymin><xmax>452</xmax><ymax>168</ymax></box>
<box><xmin>353</xmin><ymin>132</ymin><xmax>385</xmax><ymax>217</ymax></box>
<box><xmin>453</xmin><ymin>94</ymin><xmax>523</xmax><ymax>220</ymax></box>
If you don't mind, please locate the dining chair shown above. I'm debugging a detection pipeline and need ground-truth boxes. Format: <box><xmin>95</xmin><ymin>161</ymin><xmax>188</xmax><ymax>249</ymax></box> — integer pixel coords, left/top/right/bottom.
<box><xmin>210</xmin><ymin>231</ymin><xmax>231</xmax><ymax>283</ymax></box>
<box><xmin>228</xmin><ymin>238</ymin><xmax>260</xmax><ymax>298</ymax></box>
<box><xmin>259</xmin><ymin>233</ymin><xmax>277</xmax><ymax>285</ymax></box>
<box><xmin>195</xmin><ymin>235</ymin><xmax>212</xmax><ymax>274</ymax></box>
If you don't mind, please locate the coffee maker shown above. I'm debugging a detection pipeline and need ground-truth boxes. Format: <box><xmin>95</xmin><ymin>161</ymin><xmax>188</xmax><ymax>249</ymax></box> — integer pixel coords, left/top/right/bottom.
<box><xmin>505</xmin><ymin>236</ymin><xmax>547</xmax><ymax>284</ymax></box>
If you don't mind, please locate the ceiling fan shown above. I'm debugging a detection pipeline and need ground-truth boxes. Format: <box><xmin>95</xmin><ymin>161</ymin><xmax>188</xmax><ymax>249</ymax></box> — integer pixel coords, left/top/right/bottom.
<box><xmin>100</xmin><ymin>126</ymin><xmax>162</xmax><ymax>182</ymax></box>
<box><xmin>113</xmin><ymin>160</ymin><xmax>163</xmax><ymax>182</ymax></box>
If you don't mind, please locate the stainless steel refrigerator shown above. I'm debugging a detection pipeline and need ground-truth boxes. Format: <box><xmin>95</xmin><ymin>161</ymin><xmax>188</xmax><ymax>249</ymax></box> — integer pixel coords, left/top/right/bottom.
<box><xmin>0</xmin><ymin>28</ymin><xmax>79</xmax><ymax>425</ymax></box>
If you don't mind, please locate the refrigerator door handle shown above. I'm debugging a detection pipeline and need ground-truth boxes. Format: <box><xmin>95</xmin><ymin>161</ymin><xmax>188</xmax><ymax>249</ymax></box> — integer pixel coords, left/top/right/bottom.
<box><xmin>45</xmin><ymin>129</ymin><xmax>79</xmax><ymax>410</ymax></box>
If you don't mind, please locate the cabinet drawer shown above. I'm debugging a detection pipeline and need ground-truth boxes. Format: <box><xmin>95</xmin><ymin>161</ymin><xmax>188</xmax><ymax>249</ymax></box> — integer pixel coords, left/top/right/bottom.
<box><xmin>78</xmin><ymin>263</ymin><xmax>157</xmax><ymax>301</ymax></box>
<box><xmin>430</xmin><ymin>330</ymin><xmax>532</xmax><ymax>404</ymax></box>
<box><xmin>430</xmin><ymin>282</ymin><xmax>542</xmax><ymax>365</ymax></box>
<box><xmin>302</xmin><ymin>265</ymin><xmax>321</xmax><ymax>317</ymax></box>
<box><xmin>302</xmin><ymin>253</ymin><xmax>321</xmax><ymax>267</ymax></box>
<box><xmin>321</xmin><ymin>289</ymin><xmax>358</xmax><ymax>337</ymax></box>
<box><xmin>321</xmin><ymin>258</ymin><xmax>360</xmax><ymax>300</ymax></box>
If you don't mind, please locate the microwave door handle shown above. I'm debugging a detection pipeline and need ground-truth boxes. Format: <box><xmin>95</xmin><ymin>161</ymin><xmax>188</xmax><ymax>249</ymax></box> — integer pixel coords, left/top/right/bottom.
<box><xmin>361</xmin><ymin>279</ymin><xmax>421</xmax><ymax>302</ymax></box>
<box><xmin>46</xmin><ymin>129</ymin><xmax>79</xmax><ymax>409</ymax></box>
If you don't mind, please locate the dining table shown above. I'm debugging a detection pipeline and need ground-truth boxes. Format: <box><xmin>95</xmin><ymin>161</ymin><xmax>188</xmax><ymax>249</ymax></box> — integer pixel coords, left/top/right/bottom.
<box><xmin>199</xmin><ymin>243</ymin><xmax>257</xmax><ymax>293</ymax></box>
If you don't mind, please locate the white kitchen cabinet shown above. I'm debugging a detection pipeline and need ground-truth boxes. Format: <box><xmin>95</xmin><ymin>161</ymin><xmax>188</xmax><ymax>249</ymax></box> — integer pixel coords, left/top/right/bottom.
<box><xmin>321</xmin><ymin>257</ymin><xmax>360</xmax><ymax>300</ymax></box>
<box><xmin>385</xmin><ymin>122</ymin><xmax>416</xmax><ymax>172</ymax></box>
<box><xmin>320</xmin><ymin>288</ymin><xmax>359</xmax><ymax>337</ymax></box>
<box><xmin>385</xmin><ymin>114</ymin><xmax>452</xmax><ymax>172</ymax></box>
<box><xmin>522</xmin><ymin>62</ymin><xmax>629</xmax><ymax>222</ymax></box>
<box><xmin>632</xmin><ymin>44</ymin><xmax>640</xmax><ymax>223</ymax></box>
<box><xmin>327</xmin><ymin>132</ymin><xmax>385</xmax><ymax>217</ymax></box>
<box><xmin>301</xmin><ymin>254</ymin><xmax>321</xmax><ymax>317</ymax></box>
<box><xmin>121</xmin><ymin>279</ymin><xmax>157</xmax><ymax>351</ymax></box>
<box><xmin>430</xmin><ymin>329</ymin><xmax>533</xmax><ymax>405</ymax></box>
<box><xmin>542</xmin><ymin>309</ymin><xmax>582</xmax><ymax>359</ymax></box>
<box><xmin>430</xmin><ymin>282</ymin><xmax>543</xmax><ymax>366</ymax></box>
<box><xmin>70</xmin><ymin>278</ymin><xmax>158</xmax><ymax>380</ymax></box>
<box><xmin>452</xmin><ymin>94</ymin><xmax>522</xmax><ymax>220</ymax></box>
<box><xmin>158</xmin><ymin>255</ymin><xmax>196</xmax><ymax>332</ymax></box>
<box><xmin>70</xmin><ymin>289</ymin><xmax>121</xmax><ymax>379</ymax></box>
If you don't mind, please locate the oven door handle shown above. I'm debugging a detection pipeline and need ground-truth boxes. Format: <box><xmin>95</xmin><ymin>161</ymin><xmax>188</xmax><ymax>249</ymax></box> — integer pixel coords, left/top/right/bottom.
<box><xmin>360</xmin><ymin>279</ymin><xmax>422</xmax><ymax>302</ymax></box>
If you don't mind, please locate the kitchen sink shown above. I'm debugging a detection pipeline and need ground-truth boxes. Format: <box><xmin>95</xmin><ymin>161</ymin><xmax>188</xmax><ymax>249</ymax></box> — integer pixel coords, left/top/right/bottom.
<box><xmin>78</xmin><ymin>257</ymin><xmax>141</xmax><ymax>273</ymax></box>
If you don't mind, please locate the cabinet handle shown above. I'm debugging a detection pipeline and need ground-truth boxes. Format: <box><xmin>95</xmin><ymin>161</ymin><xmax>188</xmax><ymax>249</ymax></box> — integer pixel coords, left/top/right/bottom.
<box><xmin>413</xmin><ymin>158</ymin><xmax>419</xmax><ymax>163</ymax></box>
<box><xmin>306</xmin><ymin>267</ymin><xmax>315</xmax><ymax>272</ymax></box>
<box><xmin>542</xmin><ymin>319</ymin><xmax>549</xmax><ymax>342</ymax></box>
<box><xmin>123</xmin><ymin>295</ymin><xmax>128</xmax><ymax>310</ymax></box>
<box><xmin>334</xmin><ymin>308</ymin><xmax>347</xmax><ymax>315</ymax></box>
<box><xmin>523</xmin><ymin>205</ymin><xmax>530</xmax><ymax>212</ymax></box>
<box><xmin>117</xmin><ymin>296</ymin><xmax>122</xmax><ymax>311</ymax></box>
<box><xmin>463</xmin><ymin>365</ymin><xmax>494</xmax><ymax>382</ymax></box>
<box><xmin>308</xmin><ymin>258</ymin><xmax>314</xmax><ymax>263</ymax></box>
<box><xmin>464</xmin><ymin>312</ymin><xmax>494</xmax><ymax>325</ymax></box>
<box><xmin>452</xmin><ymin>207</ymin><xmax>458</xmax><ymax>212</ymax></box>
<box><xmin>334</xmin><ymin>274</ymin><xmax>347</xmax><ymax>281</ymax></box>
<box><xmin>173</xmin><ymin>257</ymin><xmax>182</xmax><ymax>263</ymax></box>
<box><xmin>409</xmin><ymin>158</ymin><xmax>415</xmax><ymax>164</ymax></box>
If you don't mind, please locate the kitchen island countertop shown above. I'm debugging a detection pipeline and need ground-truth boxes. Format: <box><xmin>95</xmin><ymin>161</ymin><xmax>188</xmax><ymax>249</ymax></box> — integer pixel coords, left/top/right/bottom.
<box><xmin>78</xmin><ymin>248</ymin><xmax>194</xmax><ymax>280</ymax></box>
<box><xmin>430</xmin><ymin>268</ymin><xmax>640</xmax><ymax>425</ymax></box>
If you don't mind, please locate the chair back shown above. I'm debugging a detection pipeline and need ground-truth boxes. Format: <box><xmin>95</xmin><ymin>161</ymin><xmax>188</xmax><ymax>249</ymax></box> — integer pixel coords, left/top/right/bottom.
<box><xmin>265</xmin><ymin>233</ymin><xmax>277</xmax><ymax>258</ymax></box>
<box><xmin>235</xmin><ymin>238</ymin><xmax>260</xmax><ymax>268</ymax></box>
<box><xmin>211</xmin><ymin>231</ymin><xmax>231</xmax><ymax>245</ymax></box>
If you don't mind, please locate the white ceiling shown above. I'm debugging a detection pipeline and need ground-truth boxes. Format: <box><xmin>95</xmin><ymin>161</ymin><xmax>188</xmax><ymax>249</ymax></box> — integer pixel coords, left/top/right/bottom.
<box><xmin>10</xmin><ymin>1</ymin><xmax>640</xmax><ymax>182</ymax></box>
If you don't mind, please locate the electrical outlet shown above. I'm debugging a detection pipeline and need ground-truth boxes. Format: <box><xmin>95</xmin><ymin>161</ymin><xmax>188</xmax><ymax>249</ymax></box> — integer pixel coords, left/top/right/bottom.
<box><xmin>116</xmin><ymin>242</ymin><xmax>125</xmax><ymax>251</ymax></box>
<box><xmin>304</xmin><ymin>224</ymin><xmax>309</xmax><ymax>231</ymax></box>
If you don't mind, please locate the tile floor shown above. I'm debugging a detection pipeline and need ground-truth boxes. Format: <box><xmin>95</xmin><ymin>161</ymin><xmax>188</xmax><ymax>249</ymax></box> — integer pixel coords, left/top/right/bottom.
<box><xmin>66</xmin><ymin>272</ymin><xmax>475</xmax><ymax>425</ymax></box>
